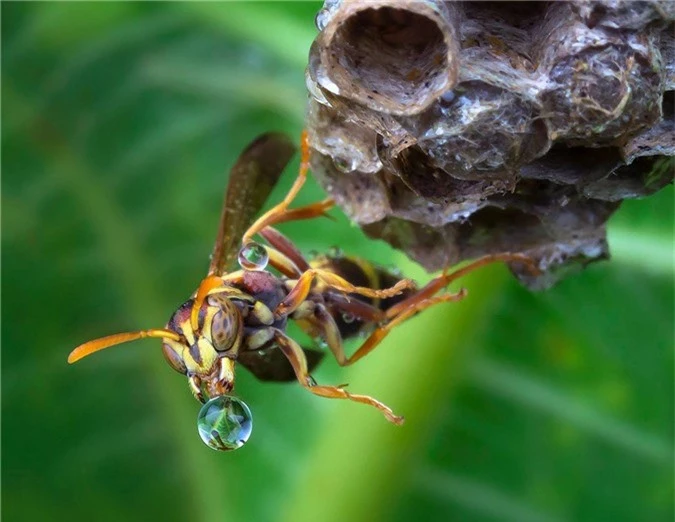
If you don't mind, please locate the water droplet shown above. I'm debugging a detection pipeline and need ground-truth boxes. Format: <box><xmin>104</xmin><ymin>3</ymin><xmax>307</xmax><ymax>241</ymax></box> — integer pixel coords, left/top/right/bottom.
<box><xmin>342</xmin><ymin>313</ymin><xmax>355</xmax><ymax>324</ymax></box>
<box><xmin>327</xmin><ymin>246</ymin><xmax>343</xmax><ymax>258</ymax></box>
<box><xmin>305</xmin><ymin>70</ymin><xmax>330</xmax><ymax>106</ymax></box>
<box><xmin>306</xmin><ymin>376</ymin><xmax>317</xmax><ymax>387</ymax></box>
<box><xmin>314</xmin><ymin>0</ymin><xmax>339</xmax><ymax>30</ymax></box>
<box><xmin>314</xmin><ymin>9</ymin><xmax>329</xmax><ymax>31</ymax></box>
<box><xmin>238</xmin><ymin>242</ymin><xmax>269</xmax><ymax>271</ymax></box>
<box><xmin>197</xmin><ymin>395</ymin><xmax>253</xmax><ymax>451</ymax></box>
<box><xmin>439</xmin><ymin>90</ymin><xmax>456</xmax><ymax>105</ymax></box>
<box><xmin>316</xmin><ymin>338</ymin><xmax>328</xmax><ymax>350</ymax></box>
<box><xmin>334</xmin><ymin>156</ymin><xmax>357</xmax><ymax>173</ymax></box>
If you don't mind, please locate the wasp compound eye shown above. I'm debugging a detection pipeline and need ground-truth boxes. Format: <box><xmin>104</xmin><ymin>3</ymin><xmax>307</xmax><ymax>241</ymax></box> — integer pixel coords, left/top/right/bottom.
<box><xmin>197</xmin><ymin>395</ymin><xmax>253</xmax><ymax>451</ymax></box>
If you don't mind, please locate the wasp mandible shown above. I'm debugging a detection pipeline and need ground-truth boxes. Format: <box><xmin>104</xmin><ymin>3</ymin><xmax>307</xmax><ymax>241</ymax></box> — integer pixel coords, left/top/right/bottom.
<box><xmin>68</xmin><ymin>131</ymin><xmax>538</xmax><ymax>451</ymax></box>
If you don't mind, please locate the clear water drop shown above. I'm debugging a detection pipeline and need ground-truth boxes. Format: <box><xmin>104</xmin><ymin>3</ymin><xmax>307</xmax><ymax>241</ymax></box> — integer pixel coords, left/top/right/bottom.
<box><xmin>342</xmin><ymin>313</ymin><xmax>355</xmax><ymax>324</ymax></box>
<box><xmin>334</xmin><ymin>156</ymin><xmax>357</xmax><ymax>173</ymax></box>
<box><xmin>238</xmin><ymin>242</ymin><xmax>269</xmax><ymax>271</ymax></box>
<box><xmin>197</xmin><ymin>395</ymin><xmax>253</xmax><ymax>451</ymax></box>
<box><xmin>314</xmin><ymin>9</ymin><xmax>329</xmax><ymax>31</ymax></box>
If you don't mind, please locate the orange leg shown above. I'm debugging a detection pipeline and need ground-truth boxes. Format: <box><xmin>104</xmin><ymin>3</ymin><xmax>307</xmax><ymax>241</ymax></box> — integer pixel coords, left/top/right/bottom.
<box><xmin>244</xmin><ymin>199</ymin><xmax>334</xmax><ymax>244</ymax></box>
<box><xmin>265</xmin><ymin>245</ymin><xmax>303</xmax><ymax>278</ymax></box>
<box><xmin>259</xmin><ymin>226</ymin><xmax>311</xmax><ymax>272</ymax></box>
<box><xmin>266</xmin><ymin>198</ymin><xmax>334</xmax><ymax>228</ymax></box>
<box><xmin>242</xmin><ymin>131</ymin><xmax>334</xmax><ymax>243</ymax></box>
<box><xmin>346</xmin><ymin>291</ymin><xmax>468</xmax><ymax>365</ymax></box>
<box><xmin>387</xmin><ymin>253</ymin><xmax>538</xmax><ymax>318</ymax></box>
<box><xmin>275</xmin><ymin>268</ymin><xmax>415</xmax><ymax>318</ymax></box>
<box><xmin>321</xmin><ymin>252</ymin><xmax>540</xmax><ymax>365</ymax></box>
<box><xmin>272</xmin><ymin>328</ymin><xmax>404</xmax><ymax>425</ymax></box>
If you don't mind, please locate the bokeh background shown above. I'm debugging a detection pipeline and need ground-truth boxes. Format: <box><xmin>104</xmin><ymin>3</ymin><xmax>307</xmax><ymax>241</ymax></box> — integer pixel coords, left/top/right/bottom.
<box><xmin>3</xmin><ymin>3</ymin><xmax>673</xmax><ymax>522</ymax></box>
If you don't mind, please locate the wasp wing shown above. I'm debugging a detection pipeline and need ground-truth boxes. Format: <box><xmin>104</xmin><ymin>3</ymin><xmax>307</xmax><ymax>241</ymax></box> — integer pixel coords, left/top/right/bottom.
<box><xmin>238</xmin><ymin>346</ymin><xmax>324</xmax><ymax>382</ymax></box>
<box><xmin>208</xmin><ymin>133</ymin><xmax>296</xmax><ymax>276</ymax></box>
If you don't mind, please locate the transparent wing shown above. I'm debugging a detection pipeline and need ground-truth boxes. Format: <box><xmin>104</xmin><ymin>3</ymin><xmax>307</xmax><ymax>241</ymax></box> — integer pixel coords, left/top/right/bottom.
<box><xmin>208</xmin><ymin>133</ymin><xmax>296</xmax><ymax>275</ymax></box>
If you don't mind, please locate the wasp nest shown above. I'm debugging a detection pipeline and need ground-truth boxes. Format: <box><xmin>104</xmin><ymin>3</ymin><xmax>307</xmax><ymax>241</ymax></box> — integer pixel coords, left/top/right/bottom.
<box><xmin>306</xmin><ymin>0</ymin><xmax>674</xmax><ymax>288</ymax></box>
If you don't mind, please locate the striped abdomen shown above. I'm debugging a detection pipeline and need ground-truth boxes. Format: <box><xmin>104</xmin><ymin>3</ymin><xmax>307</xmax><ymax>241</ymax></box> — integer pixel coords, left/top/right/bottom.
<box><xmin>310</xmin><ymin>254</ymin><xmax>416</xmax><ymax>339</ymax></box>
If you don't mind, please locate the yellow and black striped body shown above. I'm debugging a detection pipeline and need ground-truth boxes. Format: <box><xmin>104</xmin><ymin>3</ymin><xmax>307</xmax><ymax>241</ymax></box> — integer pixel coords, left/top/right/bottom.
<box><xmin>310</xmin><ymin>254</ymin><xmax>417</xmax><ymax>339</ymax></box>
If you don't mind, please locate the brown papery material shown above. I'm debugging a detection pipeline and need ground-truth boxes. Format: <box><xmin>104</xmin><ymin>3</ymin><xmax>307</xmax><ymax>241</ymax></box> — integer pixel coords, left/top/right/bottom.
<box><xmin>306</xmin><ymin>1</ymin><xmax>674</xmax><ymax>289</ymax></box>
<box><xmin>313</xmin><ymin>0</ymin><xmax>461</xmax><ymax>116</ymax></box>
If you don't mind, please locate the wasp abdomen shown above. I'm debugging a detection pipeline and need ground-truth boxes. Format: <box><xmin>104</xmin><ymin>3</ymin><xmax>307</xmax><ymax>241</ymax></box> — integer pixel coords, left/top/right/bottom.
<box><xmin>311</xmin><ymin>254</ymin><xmax>416</xmax><ymax>339</ymax></box>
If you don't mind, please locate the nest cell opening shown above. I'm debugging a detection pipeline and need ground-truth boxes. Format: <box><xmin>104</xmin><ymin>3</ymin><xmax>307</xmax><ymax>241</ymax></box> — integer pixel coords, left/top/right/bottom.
<box><xmin>334</xmin><ymin>7</ymin><xmax>449</xmax><ymax>109</ymax></box>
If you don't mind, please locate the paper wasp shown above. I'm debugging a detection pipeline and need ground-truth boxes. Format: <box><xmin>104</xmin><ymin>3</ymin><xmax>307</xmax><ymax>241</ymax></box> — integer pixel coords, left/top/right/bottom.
<box><xmin>68</xmin><ymin>131</ymin><xmax>537</xmax><ymax>451</ymax></box>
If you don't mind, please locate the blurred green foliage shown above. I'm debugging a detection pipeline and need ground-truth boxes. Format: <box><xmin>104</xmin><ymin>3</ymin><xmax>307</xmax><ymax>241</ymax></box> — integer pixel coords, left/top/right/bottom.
<box><xmin>2</xmin><ymin>3</ymin><xmax>673</xmax><ymax>522</ymax></box>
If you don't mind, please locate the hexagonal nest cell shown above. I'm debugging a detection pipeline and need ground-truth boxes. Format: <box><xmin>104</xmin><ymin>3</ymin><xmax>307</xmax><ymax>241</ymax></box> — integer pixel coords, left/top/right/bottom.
<box><xmin>307</xmin><ymin>0</ymin><xmax>675</xmax><ymax>288</ymax></box>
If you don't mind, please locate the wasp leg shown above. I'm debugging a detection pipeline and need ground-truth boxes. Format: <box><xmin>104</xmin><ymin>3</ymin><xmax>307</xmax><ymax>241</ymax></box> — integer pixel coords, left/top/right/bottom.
<box><xmin>189</xmin><ymin>375</ymin><xmax>206</xmax><ymax>403</ymax></box>
<box><xmin>242</xmin><ymin>130</ymin><xmax>334</xmax><ymax>243</ymax></box>
<box><xmin>348</xmin><ymin>291</ymin><xmax>468</xmax><ymax>365</ymax></box>
<box><xmin>275</xmin><ymin>269</ymin><xmax>415</xmax><ymax>318</ymax></box>
<box><xmin>243</xmin><ymin>199</ymin><xmax>334</xmax><ymax>244</ymax></box>
<box><xmin>326</xmin><ymin>296</ymin><xmax>387</xmax><ymax>324</ymax></box>
<box><xmin>324</xmin><ymin>253</ymin><xmax>539</xmax><ymax>365</ymax></box>
<box><xmin>259</xmin><ymin>227</ymin><xmax>311</xmax><ymax>272</ymax></box>
<box><xmin>265</xmin><ymin>246</ymin><xmax>303</xmax><ymax>278</ymax></box>
<box><xmin>272</xmin><ymin>328</ymin><xmax>404</xmax><ymax>425</ymax></box>
<box><xmin>305</xmin><ymin>302</ymin><xmax>386</xmax><ymax>367</ymax></box>
<box><xmin>385</xmin><ymin>252</ymin><xmax>539</xmax><ymax>319</ymax></box>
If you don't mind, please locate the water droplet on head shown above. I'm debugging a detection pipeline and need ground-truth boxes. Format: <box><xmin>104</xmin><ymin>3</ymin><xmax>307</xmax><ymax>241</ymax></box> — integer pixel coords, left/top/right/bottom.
<box><xmin>197</xmin><ymin>395</ymin><xmax>253</xmax><ymax>451</ymax></box>
<box><xmin>238</xmin><ymin>242</ymin><xmax>269</xmax><ymax>271</ymax></box>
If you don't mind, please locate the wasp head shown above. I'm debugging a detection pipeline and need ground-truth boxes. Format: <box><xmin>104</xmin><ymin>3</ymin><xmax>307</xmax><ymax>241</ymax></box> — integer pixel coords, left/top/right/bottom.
<box><xmin>68</xmin><ymin>282</ymin><xmax>254</xmax><ymax>451</ymax></box>
<box><xmin>161</xmin><ymin>292</ymin><xmax>244</xmax><ymax>402</ymax></box>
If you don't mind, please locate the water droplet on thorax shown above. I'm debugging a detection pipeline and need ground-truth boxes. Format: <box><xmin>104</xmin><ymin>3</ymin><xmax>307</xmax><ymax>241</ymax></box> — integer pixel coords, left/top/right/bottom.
<box><xmin>197</xmin><ymin>395</ymin><xmax>253</xmax><ymax>451</ymax></box>
<box><xmin>342</xmin><ymin>312</ymin><xmax>355</xmax><ymax>324</ymax></box>
<box><xmin>238</xmin><ymin>242</ymin><xmax>269</xmax><ymax>271</ymax></box>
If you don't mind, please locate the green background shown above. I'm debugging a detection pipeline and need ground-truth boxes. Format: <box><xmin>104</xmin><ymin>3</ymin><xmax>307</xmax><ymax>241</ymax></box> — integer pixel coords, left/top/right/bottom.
<box><xmin>3</xmin><ymin>3</ymin><xmax>673</xmax><ymax>522</ymax></box>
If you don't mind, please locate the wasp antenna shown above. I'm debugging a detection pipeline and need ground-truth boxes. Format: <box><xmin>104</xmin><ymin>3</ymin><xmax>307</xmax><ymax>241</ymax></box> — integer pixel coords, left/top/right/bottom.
<box><xmin>68</xmin><ymin>329</ymin><xmax>182</xmax><ymax>364</ymax></box>
<box><xmin>191</xmin><ymin>276</ymin><xmax>225</xmax><ymax>332</ymax></box>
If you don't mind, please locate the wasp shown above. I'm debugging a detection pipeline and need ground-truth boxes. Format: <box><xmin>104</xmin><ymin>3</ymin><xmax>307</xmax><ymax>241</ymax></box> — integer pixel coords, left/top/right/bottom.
<box><xmin>68</xmin><ymin>131</ymin><xmax>537</xmax><ymax>451</ymax></box>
